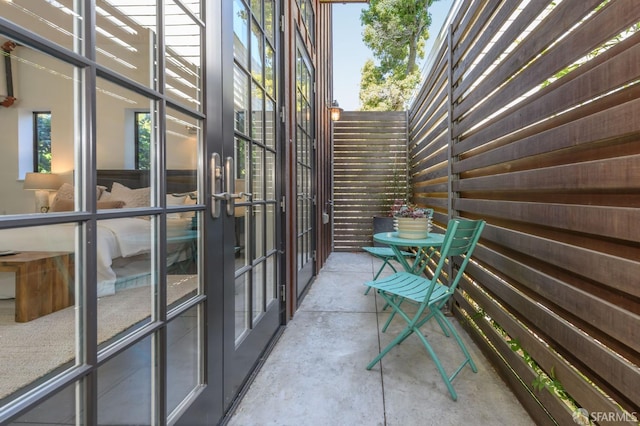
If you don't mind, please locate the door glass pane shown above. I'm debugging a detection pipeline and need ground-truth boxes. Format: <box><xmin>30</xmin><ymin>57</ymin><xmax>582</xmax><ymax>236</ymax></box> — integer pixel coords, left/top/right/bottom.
<box><xmin>0</xmin><ymin>41</ymin><xmax>77</xmax><ymax>216</ymax></box>
<box><xmin>96</xmin><ymin>0</ymin><xmax>157</xmax><ymax>89</ymax></box>
<box><xmin>251</xmin><ymin>147</ymin><xmax>264</xmax><ymax>201</ymax></box>
<box><xmin>167</xmin><ymin>305</ymin><xmax>201</xmax><ymax>415</ymax></box>
<box><xmin>252</xmin><ymin>261</ymin><xmax>264</xmax><ymax>321</ymax></box>
<box><xmin>265</xmin><ymin>1</ymin><xmax>275</xmax><ymax>43</ymax></box>
<box><xmin>265</xmin><ymin>99</ymin><xmax>275</xmax><ymax>149</ymax></box>
<box><xmin>98</xmin><ymin>336</ymin><xmax>152</xmax><ymax>425</ymax></box>
<box><xmin>0</xmin><ymin>224</ymin><xmax>78</xmax><ymax>404</ymax></box>
<box><xmin>265</xmin><ymin>43</ymin><xmax>275</xmax><ymax>98</ymax></box>
<box><xmin>253</xmin><ymin>204</ymin><xmax>264</xmax><ymax>259</ymax></box>
<box><xmin>97</xmin><ymin>215</ymin><xmax>153</xmax><ymax>351</ymax></box>
<box><xmin>165</xmin><ymin>0</ymin><xmax>202</xmax><ymax>111</ymax></box>
<box><xmin>265</xmin><ymin>150</ymin><xmax>275</xmax><ymax>199</ymax></box>
<box><xmin>0</xmin><ymin>2</ymin><xmax>81</xmax><ymax>52</ymax></box>
<box><xmin>251</xmin><ymin>83</ymin><xmax>264</xmax><ymax>142</ymax></box>
<box><xmin>8</xmin><ymin>381</ymin><xmax>76</xmax><ymax>424</ymax></box>
<box><xmin>96</xmin><ymin>77</ymin><xmax>156</xmax><ymax>208</ymax></box>
<box><xmin>266</xmin><ymin>254</ymin><xmax>277</xmax><ymax>304</ymax></box>
<box><xmin>233</xmin><ymin>0</ymin><xmax>249</xmax><ymax>68</ymax></box>
<box><xmin>234</xmin><ymin>66</ymin><xmax>249</xmax><ymax>135</ymax></box>
<box><xmin>235</xmin><ymin>273</ymin><xmax>249</xmax><ymax>343</ymax></box>
<box><xmin>266</xmin><ymin>204</ymin><xmax>275</xmax><ymax>252</ymax></box>
<box><xmin>251</xmin><ymin>20</ymin><xmax>264</xmax><ymax>86</ymax></box>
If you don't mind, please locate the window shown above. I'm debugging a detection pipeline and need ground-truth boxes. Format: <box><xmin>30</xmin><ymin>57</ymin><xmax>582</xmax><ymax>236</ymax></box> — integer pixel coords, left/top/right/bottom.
<box><xmin>33</xmin><ymin>111</ymin><xmax>51</xmax><ymax>173</ymax></box>
<box><xmin>135</xmin><ymin>111</ymin><xmax>151</xmax><ymax>170</ymax></box>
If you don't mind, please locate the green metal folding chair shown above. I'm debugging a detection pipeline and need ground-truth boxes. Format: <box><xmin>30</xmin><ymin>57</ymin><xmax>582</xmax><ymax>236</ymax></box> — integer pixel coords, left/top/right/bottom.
<box><xmin>364</xmin><ymin>218</ymin><xmax>486</xmax><ymax>401</ymax></box>
<box><xmin>362</xmin><ymin>246</ymin><xmax>414</xmax><ymax>294</ymax></box>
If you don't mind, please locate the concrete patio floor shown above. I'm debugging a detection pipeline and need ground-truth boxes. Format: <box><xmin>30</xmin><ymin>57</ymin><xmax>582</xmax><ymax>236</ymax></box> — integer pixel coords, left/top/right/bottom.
<box><xmin>226</xmin><ymin>252</ymin><xmax>535</xmax><ymax>426</ymax></box>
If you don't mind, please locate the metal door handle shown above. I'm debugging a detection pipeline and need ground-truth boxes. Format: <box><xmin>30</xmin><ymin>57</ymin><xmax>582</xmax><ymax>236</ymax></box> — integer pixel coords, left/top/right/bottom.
<box><xmin>211</xmin><ymin>153</ymin><xmax>223</xmax><ymax>218</ymax></box>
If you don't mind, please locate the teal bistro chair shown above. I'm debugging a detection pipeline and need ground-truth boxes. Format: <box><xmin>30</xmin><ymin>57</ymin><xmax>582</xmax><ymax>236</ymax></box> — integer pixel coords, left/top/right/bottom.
<box><xmin>364</xmin><ymin>218</ymin><xmax>486</xmax><ymax>401</ymax></box>
<box><xmin>362</xmin><ymin>208</ymin><xmax>434</xmax><ymax>294</ymax></box>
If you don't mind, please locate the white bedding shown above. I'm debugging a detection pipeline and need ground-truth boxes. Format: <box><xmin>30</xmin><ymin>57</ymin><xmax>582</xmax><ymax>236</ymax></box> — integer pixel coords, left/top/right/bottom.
<box><xmin>0</xmin><ymin>218</ymin><xmax>192</xmax><ymax>298</ymax></box>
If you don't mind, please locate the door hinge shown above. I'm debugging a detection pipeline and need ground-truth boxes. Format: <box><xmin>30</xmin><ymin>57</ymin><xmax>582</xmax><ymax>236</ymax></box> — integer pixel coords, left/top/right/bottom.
<box><xmin>312</xmin><ymin>250</ymin><xmax>317</xmax><ymax>261</ymax></box>
<box><xmin>280</xmin><ymin>15</ymin><xmax>285</xmax><ymax>33</ymax></box>
<box><xmin>280</xmin><ymin>106</ymin><xmax>286</xmax><ymax>123</ymax></box>
<box><xmin>281</xmin><ymin>284</ymin><xmax>286</xmax><ymax>302</ymax></box>
<box><xmin>280</xmin><ymin>195</ymin><xmax>286</xmax><ymax>212</ymax></box>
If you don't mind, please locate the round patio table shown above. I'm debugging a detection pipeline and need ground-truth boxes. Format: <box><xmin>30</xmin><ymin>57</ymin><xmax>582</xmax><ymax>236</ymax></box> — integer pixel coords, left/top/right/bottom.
<box><xmin>373</xmin><ymin>231</ymin><xmax>445</xmax><ymax>276</ymax></box>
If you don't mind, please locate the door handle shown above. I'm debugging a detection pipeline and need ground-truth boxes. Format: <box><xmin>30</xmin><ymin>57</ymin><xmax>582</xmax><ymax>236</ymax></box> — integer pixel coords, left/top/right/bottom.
<box><xmin>211</xmin><ymin>153</ymin><xmax>223</xmax><ymax>218</ymax></box>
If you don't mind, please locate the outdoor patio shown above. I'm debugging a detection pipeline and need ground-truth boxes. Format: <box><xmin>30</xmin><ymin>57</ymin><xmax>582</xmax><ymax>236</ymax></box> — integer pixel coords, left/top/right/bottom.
<box><xmin>226</xmin><ymin>252</ymin><xmax>535</xmax><ymax>425</ymax></box>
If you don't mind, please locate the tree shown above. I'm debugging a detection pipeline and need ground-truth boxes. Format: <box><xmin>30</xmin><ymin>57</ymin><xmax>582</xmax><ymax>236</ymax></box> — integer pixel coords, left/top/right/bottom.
<box><xmin>359</xmin><ymin>0</ymin><xmax>436</xmax><ymax>111</ymax></box>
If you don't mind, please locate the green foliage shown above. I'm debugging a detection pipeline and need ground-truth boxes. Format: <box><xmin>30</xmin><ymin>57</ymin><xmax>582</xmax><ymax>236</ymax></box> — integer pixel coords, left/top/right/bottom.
<box><xmin>359</xmin><ymin>0</ymin><xmax>438</xmax><ymax>111</ymax></box>
<box><xmin>35</xmin><ymin>112</ymin><xmax>51</xmax><ymax>173</ymax></box>
<box><xmin>136</xmin><ymin>112</ymin><xmax>151</xmax><ymax>170</ymax></box>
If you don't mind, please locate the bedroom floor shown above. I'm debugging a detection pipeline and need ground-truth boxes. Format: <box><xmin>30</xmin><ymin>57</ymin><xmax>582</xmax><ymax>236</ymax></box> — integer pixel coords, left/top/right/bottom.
<box><xmin>225</xmin><ymin>252</ymin><xmax>535</xmax><ymax>426</ymax></box>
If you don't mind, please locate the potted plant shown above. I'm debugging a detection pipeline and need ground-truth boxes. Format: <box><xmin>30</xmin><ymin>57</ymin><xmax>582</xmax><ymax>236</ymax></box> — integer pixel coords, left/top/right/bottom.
<box><xmin>391</xmin><ymin>199</ymin><xmax>433</xmax><ymax>239</ymax></box>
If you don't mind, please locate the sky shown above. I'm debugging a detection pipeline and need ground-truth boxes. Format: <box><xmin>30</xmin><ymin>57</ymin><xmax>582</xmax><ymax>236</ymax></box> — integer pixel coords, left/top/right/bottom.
<box><xmin>332</xmin><ymin>0</ymin><xmax>455</xmax><ymax>111</ymax></box>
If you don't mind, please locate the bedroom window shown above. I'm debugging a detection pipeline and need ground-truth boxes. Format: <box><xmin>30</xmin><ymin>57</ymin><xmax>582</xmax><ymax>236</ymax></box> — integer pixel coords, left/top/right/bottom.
<box><xmin>135</xmin><ymin>111</ymin><xmax>151</xmax><ymax>170</ymax></box>
<box><xmin>33</xmin><ymin>112</ymin><xmax>52</xmax><ymax>173</ymax></box>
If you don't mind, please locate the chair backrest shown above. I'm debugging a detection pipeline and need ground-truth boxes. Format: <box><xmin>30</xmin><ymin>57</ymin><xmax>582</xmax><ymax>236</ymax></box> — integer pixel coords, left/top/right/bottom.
<box><xmin>429</xmin><ymin>218</ymin><xmax>485</xmax><ymax>297</ymax></box>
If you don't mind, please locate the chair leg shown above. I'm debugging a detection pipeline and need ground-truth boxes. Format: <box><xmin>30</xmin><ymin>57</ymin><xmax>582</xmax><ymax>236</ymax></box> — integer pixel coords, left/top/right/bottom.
<box><xmin>366</xmin><ymin>325</ymin><xmax>415</xmax><ymax>370</ymax></box>
<box><xmin>414</xmin><ymin>328</ymin><xmax>460</xmax><ymax>401</ymax></box>
<box><xmin>364</xmin><ymin>258</ymin><xmax>397</xmax><ymax>295</ymax></box>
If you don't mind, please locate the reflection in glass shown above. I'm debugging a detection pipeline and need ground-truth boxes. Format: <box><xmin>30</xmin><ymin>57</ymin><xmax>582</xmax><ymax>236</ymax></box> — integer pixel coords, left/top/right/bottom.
<box><xmin>9</xmin><ymin>381</ymin><xmax>76</xmax><ymax>424</ymax></box>
<box><xmin>98</xmin><ymin>336</ymin><xmax>152</xmax><ymax>424</ymax></box>
<box><xmin>251</xmin><ymin>20</ymin><xmax>264</xmax><ymax>86</ymax></box>
<box><xmin>166</xmin><ymin>107</ymin><xmax>200</xmax><ymax>174</ymax></box>
<box><xmin>96</xmin><ymin>77</ymin><xmax>156</xmax><ymax>204</ymax></box>
<box><xmin>234</xmin><ymin>66</ymin><xmax>249</xmax><ymax>135</ymax></box>
<box><xmin>96</xmin><ymin>0</ymin><xmax>157</xmax><ymax>88</ymax></box>
<box><xmin>252</xmin><ymin>261</ymin><xmax>264</xmax><ymax>321</ymax></box>
<box><xmin>233</xmin><ymin>0</ymin><xmax>249</xmax><ymax>68</ymax></box>
<box><xmin>0</xmin><ymin>41</ymin><xmax>77</xmax><ymax>216</ymax></box>
<box><xmin>167</xmin><ymin>306</ymin><xmax>200</xmax><ymax>416</ymax></box>
<box><xmin>265</xmin><ymin>99</ymin><xmax>276</xmax><ymax>149</ymax></box>
<box><xmin>235</xmin><ymin>273</ymin><xmax>249</xmax><ymax>343</ymax></box>
<box><xmin>266</xmin><ymin>255</ymin><xmax>277</xmax><ymax>304</ymax></box>
<box><xmin>265</xmin><ymin>0</ymin><xmax>275</xmax><ymax>42</ymax></box>
<box><xmin>252</xmin><ymin>146</ymin><xmax>264</xmax><ymax>201</ymax></box>
<box><xmin>166</xmin><ymin>209</ymin><xmax>199</xmax><ymax>309</ymax></box>
<box><xmin>97</xmin><ymin>216</ymin><xmax>153</xmax><ymax>352</ymax></box>
<box><xmin>266</xmin><ymin>151</ymin><xmax>276</xmax><ymax>200</ymax></box>
<box><xmin>265</xmin><ymin>43</ymin><xmax>275</xmax><ymax>98</ymax></box>
<box><xmin>0</xmin><ymin>224</ymin><xmax>78</xmax><ymax>404</ymax></box>
<box><xmin>251</xmin><ymin>83</ymin><xmax>264</xmax><ymax>143</ymax></box>
<box><xmin>254</xmin><ymin>204</ymin><xmax>264</xmax><ymax>259</ymax></box>
<box><xmin>165</xmin><ymin>0</ymin><xmax>202</xmax><ymax>111</ymax></box>
<box><xmin>0</xmin><ymin>3</ymin><xmax>81</xmax><ymax>52</ymax></box>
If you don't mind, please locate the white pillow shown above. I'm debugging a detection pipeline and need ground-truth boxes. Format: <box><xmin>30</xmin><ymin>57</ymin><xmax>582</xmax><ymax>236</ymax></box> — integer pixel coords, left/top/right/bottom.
<box><xmin>167</xmin><ymin>194</ymin><xmax>186</xmax><ymax>219</ymax></box>
<box><xmin>181</xmin><ymin>192</ymin><xmax>197</xmax><ymax>218</ymax></box>
<box><xmin>111</xmin><ymin>182</ymin><xmax>150</xmax><ymax>208</ymax></box>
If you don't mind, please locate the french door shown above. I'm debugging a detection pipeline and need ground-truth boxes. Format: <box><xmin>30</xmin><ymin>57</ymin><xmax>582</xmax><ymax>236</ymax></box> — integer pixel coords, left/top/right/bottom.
<box><xmin>221</xmin><ymin>0</ymin><xmax>282</xmax><ymax>406</ymax></box>
<box><xmin>295</xmin><ymin>37</ymin><xmax>316</xmax><ymax>299</ymax></box>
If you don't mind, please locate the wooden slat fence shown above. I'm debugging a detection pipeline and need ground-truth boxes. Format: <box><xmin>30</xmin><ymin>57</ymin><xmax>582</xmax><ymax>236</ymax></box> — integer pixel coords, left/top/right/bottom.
<box><xmin>332</xmin><ymin>111</ymin><xmax>407</xmax><ymax>251</ymax></box>
<box><xmin>408</xmin><ymin>0</ymin><xmax>640</xmax><ymax>423</ymax></box>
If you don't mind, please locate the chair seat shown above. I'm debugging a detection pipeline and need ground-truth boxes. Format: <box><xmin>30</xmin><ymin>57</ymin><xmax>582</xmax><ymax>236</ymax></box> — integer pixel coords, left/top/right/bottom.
<box><xmin>365</xmin><ymin>271</ymin><xmax>450</xmax><ymax>304</ymax></box>
<box><xmin>362</xmin><ymin>246</ymin><xmax>413</xmax><ymax>258</ymax></box>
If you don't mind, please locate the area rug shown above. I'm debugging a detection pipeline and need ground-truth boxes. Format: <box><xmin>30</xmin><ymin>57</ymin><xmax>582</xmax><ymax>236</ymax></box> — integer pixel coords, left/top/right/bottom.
<box><xmin>0</xmin><ymin>275</ymin><xmax>197</xmax><ymax>400</ymax></box>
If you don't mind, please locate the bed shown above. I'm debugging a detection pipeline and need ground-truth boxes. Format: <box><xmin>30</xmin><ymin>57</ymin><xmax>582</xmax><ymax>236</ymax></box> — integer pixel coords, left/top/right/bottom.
<box><xmin>0</xmin><ymin>170</ymin><xmax>197</xmax><ymax>298</ymax></box>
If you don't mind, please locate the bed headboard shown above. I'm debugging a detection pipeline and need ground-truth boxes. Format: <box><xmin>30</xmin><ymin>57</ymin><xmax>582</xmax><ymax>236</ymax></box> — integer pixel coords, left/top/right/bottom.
<box><xmin>97</xmin><ymin>170</ymin><xmax>197</xmax><ymax>194</ymax></box>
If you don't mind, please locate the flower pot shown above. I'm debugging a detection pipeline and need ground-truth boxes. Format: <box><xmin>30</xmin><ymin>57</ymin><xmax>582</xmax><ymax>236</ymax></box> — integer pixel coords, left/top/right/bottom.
<box><xmin>396</xmin><ymin>217</ymin><xmax>431</xmax><ymax>239</ymax></box>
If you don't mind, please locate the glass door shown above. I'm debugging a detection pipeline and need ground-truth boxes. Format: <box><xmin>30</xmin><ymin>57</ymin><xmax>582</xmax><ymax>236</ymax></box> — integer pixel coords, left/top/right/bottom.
<box><xmin>295</xmin><ymin>37</ymin><xmax>315</xmax><ymax>299</ymax></box>
<box><xmin>224</xmin><ymin>0</ymin><xmax>282</xmax><ymax>406</ymax></box>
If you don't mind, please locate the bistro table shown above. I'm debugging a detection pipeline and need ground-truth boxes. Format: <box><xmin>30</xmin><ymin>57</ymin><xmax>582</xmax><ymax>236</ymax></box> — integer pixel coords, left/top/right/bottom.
<box><xmin>373</xmin><ymin>231</ymin><xmax>445</xmax><ymax>276</ymax></box>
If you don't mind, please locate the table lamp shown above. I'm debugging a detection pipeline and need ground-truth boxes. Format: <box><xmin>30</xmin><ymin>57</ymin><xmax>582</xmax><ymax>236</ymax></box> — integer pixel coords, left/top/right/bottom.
<box><xmin>23</xmin><ymin>172</ymin><xmax>61</xmax><ymax>212</ymax></box>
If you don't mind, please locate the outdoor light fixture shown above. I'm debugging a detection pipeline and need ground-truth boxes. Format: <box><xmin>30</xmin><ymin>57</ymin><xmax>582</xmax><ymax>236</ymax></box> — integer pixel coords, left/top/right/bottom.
<box><xmin>329</xmin><ymin>100</ymin><xmax>343</xmax><ymax>122</ymax></box>
<box><xmin>23</xmin><ymin>172</ymin><xmax>61</xmax><ymax>213</ymax></box>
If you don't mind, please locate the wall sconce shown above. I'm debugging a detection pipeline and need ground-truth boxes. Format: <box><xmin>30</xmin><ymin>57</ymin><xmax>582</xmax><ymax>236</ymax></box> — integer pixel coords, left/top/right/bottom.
<box><xmin>329</xmin><ymin>100</ymin><xmax>343</xmax><ymax>122</ymax></box>
<box><xmin>23</xmin><ymin>172</ymin><xmax>61</xmax><ymax>213</ymax></box>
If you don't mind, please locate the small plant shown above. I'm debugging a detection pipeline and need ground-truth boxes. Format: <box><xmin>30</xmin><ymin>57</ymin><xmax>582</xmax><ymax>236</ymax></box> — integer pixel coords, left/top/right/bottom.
<box><xmin>390</xmin><ymin>199</ymin><xmax>432</xmax><ymax>218</ymax></box>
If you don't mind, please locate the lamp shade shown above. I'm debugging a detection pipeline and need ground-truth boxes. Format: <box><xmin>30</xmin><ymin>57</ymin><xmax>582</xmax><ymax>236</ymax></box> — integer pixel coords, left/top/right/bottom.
<box><xmin>329</xmin><ymin>100</ymin><xmax>343</xmax><ymax>122</ymax></box>
<box><xmin>23</xmin><ymin>172</ymin><xmax>61</xmax><ymax>191</ymax></box>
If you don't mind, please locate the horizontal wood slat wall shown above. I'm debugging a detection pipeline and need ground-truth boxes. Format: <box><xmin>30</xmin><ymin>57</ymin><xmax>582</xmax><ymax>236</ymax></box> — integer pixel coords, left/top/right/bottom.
<box><xmin>332</xmin><ymin>111</ymin><xmax>407</xmax><ymax>251</ymax></box>
<box><xmin>408</xmin><ymin>0</ymin><xmax>640</xmax><ymax>423</ymax></box>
